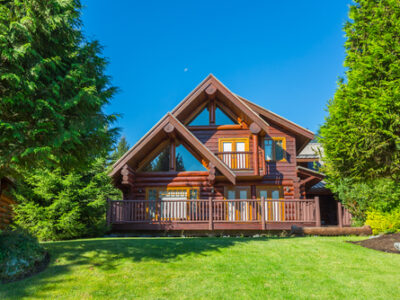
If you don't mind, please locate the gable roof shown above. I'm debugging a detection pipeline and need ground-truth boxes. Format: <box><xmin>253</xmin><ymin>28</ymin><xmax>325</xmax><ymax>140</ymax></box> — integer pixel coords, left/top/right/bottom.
<box><xmin>237</xmin><ymin>95</ymin><xmax>314</xmax><ymax>152</ymax></box>
<box><xmin>171</xmin><ymin>74</ymin><xmax>270</xmax><ymax>133</ymax></box>
<box><xmin>110</xmin><ymin>113</ymin><xmax>236</xmax><ymax>183</ymax></box>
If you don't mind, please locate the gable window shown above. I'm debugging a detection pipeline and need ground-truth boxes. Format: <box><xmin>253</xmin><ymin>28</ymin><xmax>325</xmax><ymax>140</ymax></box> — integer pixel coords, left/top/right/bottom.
<box><xmin>141</xmin><ymin>142</ymin><xmax>207</xmax><ymax>172</ymax></box>
<box><xmin>264</xmin><ymin>137</ymin><xmax>286</xmax><ymax>161</ymax></box>
<box><xmin>215</xmin><ymin>106</ymin><xmax>237</xmax><ymax>125</ymax></box>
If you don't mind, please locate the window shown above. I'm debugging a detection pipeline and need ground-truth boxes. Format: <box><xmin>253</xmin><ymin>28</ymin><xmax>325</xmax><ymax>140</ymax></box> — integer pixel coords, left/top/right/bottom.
<box><xmin>175</xmin><ymin>144</ymin><xmax>207</xmax><ymax>171</ymax></box>
<box><xmin>142</xmin><ymin>143</ymin><xmax>207</xmax><ymax>172</ymax></box>
<box><xmin>188</xmin><ymin>106</ymin><xmax>209</xmax><ymax>126</ymax></box>
<box><xmin>218</xmin><ymin>138</ymin><xmax>249</xmax><ymax>169</ymax></box>
<box><xmin>142</xmin><ymin>145</ymin><xmax>170</xmax><ymax>171</ymax></box>
<box><xmin>264</xmin><ymin>138</ymin><xmax>286</xmax><ymax>161</ymax></box>
<box><xmin>146</xmin><ymin>187</ymin><xmax>199</xmax><ymax>220</ymax></box>
<box><xmin>256</xmin><ymin>186</ymin><xmax>284</xmax><ymax>221</ymax></box>
<box><xmin>215</xmin><ymin>106</ymin><xmax>237</xmax><ymax>125</ymax></box>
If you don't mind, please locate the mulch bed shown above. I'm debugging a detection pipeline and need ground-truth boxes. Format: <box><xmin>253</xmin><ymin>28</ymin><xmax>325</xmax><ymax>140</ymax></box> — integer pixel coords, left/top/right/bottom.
<box><xmin>350</xmin><ymin>233</ymin><xmax>400</xmax><ymax>254</ymax></box>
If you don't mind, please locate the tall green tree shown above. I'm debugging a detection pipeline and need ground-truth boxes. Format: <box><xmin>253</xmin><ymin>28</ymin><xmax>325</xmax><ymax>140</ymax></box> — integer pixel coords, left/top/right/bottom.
<box><xmin>319</xmin><ymin>0</ymin><xmax>400</xmax><ymax>227</ymax></box>
<box><xmin>110</xmin><ymin>136</ymin><xmax>130</xmax><ymax>165</ymax></box>
<box><xmin>320</xmin><ymin>0</ymin><xmax>400</xmax><ymax>183</ymax></box>
<box><xmin>0</xmin><ymin>0</ymin><xmax>118</xmax><ymax>178</ymax></box>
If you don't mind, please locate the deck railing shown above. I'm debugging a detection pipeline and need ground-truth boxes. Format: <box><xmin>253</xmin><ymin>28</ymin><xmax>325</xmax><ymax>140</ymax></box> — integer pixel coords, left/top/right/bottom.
<box><xmin>107</xmin><ymin>197</ymin><xmax>321</xmax><ymax>229</ymax></box>
<box><xmin>215</xmin><ymin>151</ymin><xmax>253</xmax><ymax>170</ymax></box>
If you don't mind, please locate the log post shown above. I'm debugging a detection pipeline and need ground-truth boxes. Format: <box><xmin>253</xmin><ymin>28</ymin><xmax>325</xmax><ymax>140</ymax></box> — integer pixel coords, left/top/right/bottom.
<box><xmin>252</xmin><ymin>134</ymin><xmax>259</xmax><ymax>175</ymax></box>
<box><xmin>315</xmin><ymin>196</ymin><xmax>321</xmax><ymax>227</ymax></box>
<box><xmin>261</xmin><ymin>196</ymin><xmax>266</xmax><ymax>230</ymax></box>
<box><xmin>209</xmin><ymin>197</ymin><xmax>213</xmax><ymax>230</ymax></box>
<box><xmin>169</xmin><ymin>139</ymin><xmax>175</xmax><ymax>171</ymax></box>
<box><xmin>337</xmin><ymin>201</ymin><xmax>343</xmax><ymax>228</ymax></box>
<box><xmin>106</xmin><ymin>198</ymin><xmax>111</xmax><ymax>226</ymax></box>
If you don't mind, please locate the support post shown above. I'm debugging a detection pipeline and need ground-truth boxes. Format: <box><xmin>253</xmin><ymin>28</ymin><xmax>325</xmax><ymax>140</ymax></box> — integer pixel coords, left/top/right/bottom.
<box><xmin>106</xmin><ymin>198</ymin><xmax>111</xmax><ymax>226</ymax></box>
<box><xmin>261</xmin><ymin>196</ymin><xmax>266</xmax><ymax>230</ymax></box>
<box><xmin>337</xmin><ymin>201</ymin><xmax>343</xmax><ymax>228</ymax></box>
<box><xmin>208</xmin><ymin>197</ymin><xmax>213</xmax><ymax>230</ymax></box>
<box><xmin>252</xmin><ymin>134</ymin><xmax>259</xmax><ymax>175</ymax></box>
<box><xmin>169</xmin><ymin>139</ymin><xmax>175</xmax><ymax>171</ymax></box>
<box><xmin>315</xmin><ymin>196</ymin><xmax>321</xmax><ymax>227</ymax></box>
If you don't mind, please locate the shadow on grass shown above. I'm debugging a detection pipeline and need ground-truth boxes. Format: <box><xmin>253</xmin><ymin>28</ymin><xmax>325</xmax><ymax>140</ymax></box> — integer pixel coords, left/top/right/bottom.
<box><xmin>0</xmin><ymin>236</ymin><xmax>291</xmax><ymax>299</ymax></box>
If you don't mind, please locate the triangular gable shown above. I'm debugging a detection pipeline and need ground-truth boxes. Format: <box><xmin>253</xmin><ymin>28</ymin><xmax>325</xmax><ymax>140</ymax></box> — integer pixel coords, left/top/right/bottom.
<box><xmin>110</xmin><ymin>113</ymin><xmax>236</xmax><ymax>183</ymax></box>
<box><xmin>171</xmin><ymin>74</ymin><xmax>270</xmax><ymax>134</ymax></box>
<box><xmin>237</xmin><ymin>95</ymin><xmax>314</xmax><ymax>152</ymax></box>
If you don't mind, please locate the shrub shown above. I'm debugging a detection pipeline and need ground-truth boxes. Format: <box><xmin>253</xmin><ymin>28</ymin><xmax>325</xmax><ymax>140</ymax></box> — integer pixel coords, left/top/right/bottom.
<box><xmin>0</xmin><ymin>230</ymin><xmax>47</xmax><ymax>283</ymax></box>
<box><xmin>332</xmin><ymin>178</ymin><xmax>400</xmax><ymax>223</ymax></box>
<box><xmin>366</xmin><ymin>208</ymin><xmax>400</xmax><ymax>235</ymax></box>
<box><xmin>13</xmin><ymin>157</ymin><xmax>121</xmax><ymax>241</ymax></box>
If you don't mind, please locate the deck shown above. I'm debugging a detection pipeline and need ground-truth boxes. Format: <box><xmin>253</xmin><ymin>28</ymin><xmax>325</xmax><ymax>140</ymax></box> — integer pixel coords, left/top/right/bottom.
<box><xmin>107</xmin><ymin>197</ymin><xmax>333</xmax><ymax>231</ymax></box>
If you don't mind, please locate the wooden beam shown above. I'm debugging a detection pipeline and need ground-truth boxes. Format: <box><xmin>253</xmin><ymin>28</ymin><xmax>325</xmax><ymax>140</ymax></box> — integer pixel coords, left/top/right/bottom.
<box><xmin>205</xmin><ymin>84</ymin><xmax>217</xmax><ymax>99</ymax></box>
<box><xmin>249</xmin><ymin>122</ymin><xmax>261</xmax><ymax>134</ymax></box>
<box><xmin>169</xmin><ymin>139</ymin><xmax>176</xmax><ymax>171</ymax></box>
<box><xmin>337</xmin><ymin>201</ymin><xmax>343</xmax><ymax>228</ymax></box>
<box><xmin>209</xmin><ymin>99</ymin><xmax>215</xmax><ymax>125</ymax></box>
<box><xmin>252</xmin><ymin>134</ymin><xmax>259</xmax><ymax>176</ymax></box>
<box><xmin>164</xmin><ymin>123</ymin><xmax>175</xmax><ymax>134</ymax></box>
<box><xmin>315</xmin><ymin>196</ymin><xmax>321</xmax><ymax>227</ymax></box>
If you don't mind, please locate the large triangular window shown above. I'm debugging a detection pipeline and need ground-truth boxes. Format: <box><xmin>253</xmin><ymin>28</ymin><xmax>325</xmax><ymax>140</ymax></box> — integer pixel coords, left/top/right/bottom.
<box><xmin>141</xmin><ymin>143</ymin><xmax>207</xmax><ymax>172</ymax></box>
<box><xmin>176</xmin><ymin>144</ymin><xmax>207</xmax><ymax>171</ymax></box>
<box><xmin>141</xmin><ymin>145</ymin><xmax>170</xmax><ymax>172</ymax></box>
<box><xmin>215</xmin><ymin>106</ymin><xmax>237</xmax><ymax>125</ymax></box>
<box><xmin>188</xmin><ymin>106</ymin><xmax>209</xmax><ymax>126</ymax></box>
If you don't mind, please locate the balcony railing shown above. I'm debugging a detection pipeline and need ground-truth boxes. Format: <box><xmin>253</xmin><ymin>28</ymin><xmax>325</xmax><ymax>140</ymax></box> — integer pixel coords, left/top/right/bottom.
<box><xmin>215</xmin><ymin>151</ymin><xmax>253</xmax><ymax>170</ymax></box>
<box><xmin>107</xmin><ymin>197</ymin><xmax>321</xmax><ymax>230</ymax></box>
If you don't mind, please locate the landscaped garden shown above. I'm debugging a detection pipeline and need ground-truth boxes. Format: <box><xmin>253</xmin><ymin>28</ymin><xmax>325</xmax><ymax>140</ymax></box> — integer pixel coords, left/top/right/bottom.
<box><xmin>1</xmin><ymin>236</ymin><xmax>399</xmax><ymax>299</ymax></box>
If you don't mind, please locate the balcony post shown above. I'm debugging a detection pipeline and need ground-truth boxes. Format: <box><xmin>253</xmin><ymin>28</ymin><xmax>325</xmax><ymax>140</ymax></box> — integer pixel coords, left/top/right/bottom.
<box><xmin>106</xmin><ymin>198</ymin><xmax>111</xmax><ymax>226</ymax></box>
<box><xmin>261</xmin><ymin>196</ymin><xmax>266</xmax><ymax>230</ymax></box>
<box><xmin>252</xmin><ymin>134</ymin><xmax>259</xmax><ymax>175</ymax></box>
<box><xmin>208</xmin><ymin>197</ymin><xmax>213</xmax><ymax>230</ymax></box>
<box><xmin>315</xmin><ymin>196</ymin><xmax>321</xmax><ymax>227</ymax></box>
<box><xmin>337</xmin><ymin>201</ymin><xmax>343</xmax><ymax>228</ymax></box>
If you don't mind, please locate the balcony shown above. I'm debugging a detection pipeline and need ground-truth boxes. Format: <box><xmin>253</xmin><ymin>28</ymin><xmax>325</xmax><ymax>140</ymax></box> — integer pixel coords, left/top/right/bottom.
<box><xmin>215</xmin><ymin>151</ymin><xmax>264</xmax><ymax>174</ymax></box>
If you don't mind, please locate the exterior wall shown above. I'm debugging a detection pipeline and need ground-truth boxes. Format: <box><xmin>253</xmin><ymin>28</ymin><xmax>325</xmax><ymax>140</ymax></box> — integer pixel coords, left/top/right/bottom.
<box><xmin>191</xmin><ymin>128</ymin><xmax>251</xmax><ymax>153</ymax></box>
<box><xmin>0</xmin><ymin>194</ymin><xmax>14</xmax><ymax>229</ymax></box>
<box><xmin>123</xmin><ymin>123</ymin><xmax>300</xmax><ymax>200</ymax></box>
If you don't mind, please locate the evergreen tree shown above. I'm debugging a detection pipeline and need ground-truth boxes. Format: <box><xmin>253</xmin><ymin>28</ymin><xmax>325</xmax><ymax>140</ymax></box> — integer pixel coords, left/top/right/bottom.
<box><xmin>320</xmin><ymin>0</ymin><xmax>400</xmax><ymax>183</ymax></box>
<box><xmin>0</xmin><ymin>0</ymin><xmax>118</xmax><ymax>178</ymax></box>
<box><xmin>13</xmin><ymin>156</ymin><xmax>122</xmax><ymax>240</ymax></box>
<box><xmin>110</xmin><ymin>136</ymin><xmax>130</xmax><ymax>165</ymax></box>
<box><xmin>319</xmin><ymin>0</ymin><xmax>400</xmax><ymax>225</ymax></box>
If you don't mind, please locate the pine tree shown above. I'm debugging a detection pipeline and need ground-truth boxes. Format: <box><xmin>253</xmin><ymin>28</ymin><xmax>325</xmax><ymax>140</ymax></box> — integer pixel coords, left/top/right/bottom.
<box><xmin>320</xmin><ymin>0</ymin><xmax>400</xmax><ymax>183</ymax></box>
<box><xmin>110</xmin><ymin>136</ymin><xmax>130</xmax><ymax>165</ymax></box>
<box><xmin>0</xmin><ymin>0</ymin><xmax>118</xmax><ymax>178</ymax></box>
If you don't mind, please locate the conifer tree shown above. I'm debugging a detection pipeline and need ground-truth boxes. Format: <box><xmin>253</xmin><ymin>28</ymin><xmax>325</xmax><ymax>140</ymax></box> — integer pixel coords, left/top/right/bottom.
<box><xmin>0</xmin><ymin>0</ymin><xmax>118</xmax><ymax>178</ymax></box>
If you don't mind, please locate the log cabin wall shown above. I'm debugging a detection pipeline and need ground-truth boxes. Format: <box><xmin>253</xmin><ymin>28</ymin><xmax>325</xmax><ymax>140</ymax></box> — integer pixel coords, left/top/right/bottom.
<box><xmin>126</xmin><ymin>171</ymin><xmax>212</xmax><ymax>200</ymax></box>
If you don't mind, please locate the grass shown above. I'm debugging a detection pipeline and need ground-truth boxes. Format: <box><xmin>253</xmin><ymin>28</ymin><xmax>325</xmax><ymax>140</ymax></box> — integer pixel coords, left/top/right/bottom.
<box><xmin>1</xmin><ymin>236</ymin><xmax>399</xmax><ymax>299</ymax></box>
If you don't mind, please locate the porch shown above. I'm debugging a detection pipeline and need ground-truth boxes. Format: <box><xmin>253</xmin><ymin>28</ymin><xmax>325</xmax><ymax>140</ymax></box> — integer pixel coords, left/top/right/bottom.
<box><xmin>106</xmin><ymin>197</ymin><xmax>350</xmax><ymax>231</ymax></box>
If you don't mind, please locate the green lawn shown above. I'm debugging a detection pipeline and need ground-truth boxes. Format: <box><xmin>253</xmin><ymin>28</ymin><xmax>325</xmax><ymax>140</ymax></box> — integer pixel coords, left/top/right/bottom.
<box><xmin>1</xmin><ymin>236</ymin><xmax>399</xmax><ymax>299</ymax></box>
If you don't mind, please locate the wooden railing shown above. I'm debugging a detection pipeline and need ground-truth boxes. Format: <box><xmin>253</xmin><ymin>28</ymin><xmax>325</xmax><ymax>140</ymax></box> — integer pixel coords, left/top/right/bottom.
<box><xmin>107</xmin><ymin>197</ymin><xmax>321</xmax><ymax>229</ymax></box>
<box><xmin>215</xmin><ymin>151</ymin><xmax>253</xmax><ymax>170</ymax></box>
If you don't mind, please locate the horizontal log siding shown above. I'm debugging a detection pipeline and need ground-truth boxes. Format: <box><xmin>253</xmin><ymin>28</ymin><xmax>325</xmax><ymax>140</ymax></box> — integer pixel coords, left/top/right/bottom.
<box><xmin>130</xmin><ymin>171</ymin><xmax>211</xmax><ymax>199</ymax></box>
<box><xmin>0</xmin><ymin>194</ymin><xmax>14</xmax><ymax>229</ymax></box>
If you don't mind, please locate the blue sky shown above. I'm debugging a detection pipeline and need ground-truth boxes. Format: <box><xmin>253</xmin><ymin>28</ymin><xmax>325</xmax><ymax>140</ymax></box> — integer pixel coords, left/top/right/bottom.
<box><xmin>81</xmin><ymin>0</ymin><xmax>352</xmax><ymax>146</ymax></box>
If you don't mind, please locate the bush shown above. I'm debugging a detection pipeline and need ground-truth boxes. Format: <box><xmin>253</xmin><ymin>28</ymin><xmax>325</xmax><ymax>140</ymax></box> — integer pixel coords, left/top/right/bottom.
<box><xmin>332</xmin><ymin>178</ymin><xmax>400</xmax><ymax>223</ymax></box>
<box><xmin>13</xmin><ymin>157</ymin><xmax>121</xmax><ymax>241</ymax></box>
<box><xmin>0</xmin><ymin>230</ymin><xmax>47</xmax><ymax>283</ymax></box>
<box><xmin>366</xmin><ymin>208</ymin><xmax>400</xmax><ymax>235</ymax></box>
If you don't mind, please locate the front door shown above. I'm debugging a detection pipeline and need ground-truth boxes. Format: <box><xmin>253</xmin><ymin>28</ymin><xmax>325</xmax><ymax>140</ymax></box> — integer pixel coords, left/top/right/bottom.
<box><xmin>256</xmin><ymin>186</ymin><xmax>284</xmax><ymax>221</ymax></box>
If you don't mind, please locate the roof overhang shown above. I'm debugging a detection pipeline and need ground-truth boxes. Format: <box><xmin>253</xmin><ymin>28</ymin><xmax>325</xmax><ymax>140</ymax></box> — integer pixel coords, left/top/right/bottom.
<box><xmin>237</xmin><ymin>95</ymin><xmax>314</xmax><ymax>153</ymax></box>
<box><xmin>297</xmin><ymin>166</ymin><xmax>325</xmax><ymax>190</ymax></box>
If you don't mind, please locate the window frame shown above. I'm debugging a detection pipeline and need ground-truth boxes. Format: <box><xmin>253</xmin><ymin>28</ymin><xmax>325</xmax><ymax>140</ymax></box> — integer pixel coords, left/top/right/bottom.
<box><xmin>263</xmin><ymin>137</ymin><xmax>287</xmax><ymax>162</ymax></box>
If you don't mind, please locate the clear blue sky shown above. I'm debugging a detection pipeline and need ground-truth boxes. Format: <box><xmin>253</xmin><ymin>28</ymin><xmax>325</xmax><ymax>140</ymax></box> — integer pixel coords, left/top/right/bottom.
<box><xmin>81</xmin><ymin>0</ymin><xmax>352</xmax><ymax>146</ymax></box>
